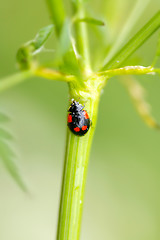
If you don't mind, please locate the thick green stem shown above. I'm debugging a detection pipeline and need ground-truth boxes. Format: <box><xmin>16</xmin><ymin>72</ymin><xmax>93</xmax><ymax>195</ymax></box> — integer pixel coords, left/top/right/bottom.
<box><xmin>57</xmin><ymin>83</ymin><xmax>101</xmax><ymax>240</ymax></box>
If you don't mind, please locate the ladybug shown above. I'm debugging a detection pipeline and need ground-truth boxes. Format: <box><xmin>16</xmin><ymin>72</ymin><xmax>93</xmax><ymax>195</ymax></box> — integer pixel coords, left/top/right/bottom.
<box><xmin>67</xmin><ymin>100</ymin><xmax>91</xmax><ymax>136</ymax></box>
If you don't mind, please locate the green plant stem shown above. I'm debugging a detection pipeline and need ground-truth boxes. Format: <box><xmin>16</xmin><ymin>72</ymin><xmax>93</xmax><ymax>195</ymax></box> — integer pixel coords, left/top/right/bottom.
<box><xmin>103</xmin><ymin>0</ymin><xmax>152</xmax><ymax>65</ymax></box>
<box><xmin>72</xmin><ymin>1</ymin><xmax>91</xmax><ymax>74</ymax></box>
<box><xmin>45</xmin><ymin>0</ymin><xmax>65</xmax><ymax>36</ymax></box>
<box><xmin>34</xmin><ymin>67</ymin><xmax>75</xmax><ymax>82</ymax></box>
<box><xmin>102</xmin><ymin>11</ymin><xmax>160</xmax><ymax>70</ymax></box>
<box><xmin>57</xmin><ymin>95</ymin><xmax>100</xmax><ymax>240</ymax></box>
<box><xmin>120</xmin><ymin>76</ymin><xmax>160</xmax><ymax>129</ymax></box>
<box><xmin>97</xmin><ymin>65</ymin><xmax>160</xmax><ymax>78</ymax></box>
<box><xmin>0</xmin><ymin>70</ymin><xmax>33</xmax><ymax>92</ymax></box>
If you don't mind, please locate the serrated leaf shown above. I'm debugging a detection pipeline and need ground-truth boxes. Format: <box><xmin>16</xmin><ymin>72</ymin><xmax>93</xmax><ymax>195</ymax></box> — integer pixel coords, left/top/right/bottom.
<box><xmin>0</xmin><ymin>141</ymin><xmax>28</xmax><ymax>192</ymax></box>
<box><xmin>75</xmin><ymin>17</ymin><xmax>105</xmax><ymax>26</ymax></box>
<box><xmin>0</xmin><ymin>113</ymin><xmax>28</xmax><ymax>192</ymax></box>
<box><xmin>17</xmin><ymin>24</ymin><xmax>54</xmax><ymax>70</ymax></box>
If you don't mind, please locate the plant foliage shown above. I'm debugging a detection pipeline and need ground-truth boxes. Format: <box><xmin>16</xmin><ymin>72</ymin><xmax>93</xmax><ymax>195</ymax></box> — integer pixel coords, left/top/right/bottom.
<box><xmin>0</xmin><ymin>113</ymin><xmax>28</xmax><ymax>191</ymax></box>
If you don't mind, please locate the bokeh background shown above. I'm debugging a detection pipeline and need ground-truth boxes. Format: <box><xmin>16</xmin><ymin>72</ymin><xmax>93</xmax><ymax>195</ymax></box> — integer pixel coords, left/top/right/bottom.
<box><xmin>0</xmin><ymin>0</ymin><xmax>160</xmax><ymax>239</ymax></box>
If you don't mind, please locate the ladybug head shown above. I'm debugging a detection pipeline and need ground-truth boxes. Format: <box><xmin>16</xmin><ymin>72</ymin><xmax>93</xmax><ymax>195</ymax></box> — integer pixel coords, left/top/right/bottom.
<box><xmin>68</xmin><ymin>100</ymin><xmax>84</xmax><ymax>113</ymax></box>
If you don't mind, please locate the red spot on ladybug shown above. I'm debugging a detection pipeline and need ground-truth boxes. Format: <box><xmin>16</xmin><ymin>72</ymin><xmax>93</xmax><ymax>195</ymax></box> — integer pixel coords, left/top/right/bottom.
<box><xmin>82</xmin><ymin>125</ymin><xmax>87</xmax><ymax>131</ymax></box>
<box><xmin>68</xmin><ymin>114</ymin><xmax>72</xmax><ymax>123</ymax></box>
<box><xmin>74</xmin><ymin>127</ymin><xmax>80</xmax><ymax>132</ymax></box>
<box><xmin>83</xmin><ymin>110</ymin><xmax>89</xmax><ymax>119</ymax></box>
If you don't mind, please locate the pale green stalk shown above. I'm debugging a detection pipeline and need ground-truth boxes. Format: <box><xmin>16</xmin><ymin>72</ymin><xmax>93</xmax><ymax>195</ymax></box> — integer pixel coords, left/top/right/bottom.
<box><xmin>0</xmin><ymin>70</ymin><xmax>33</xmax><ymax>92</ymax></box>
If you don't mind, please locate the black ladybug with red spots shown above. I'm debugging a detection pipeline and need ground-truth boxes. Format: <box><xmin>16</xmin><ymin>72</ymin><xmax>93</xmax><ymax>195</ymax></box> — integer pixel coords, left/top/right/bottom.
<box><xmin>67</xmin><ymin>100</ymin><xmax>91</xmax><ymax>136</ymax></box>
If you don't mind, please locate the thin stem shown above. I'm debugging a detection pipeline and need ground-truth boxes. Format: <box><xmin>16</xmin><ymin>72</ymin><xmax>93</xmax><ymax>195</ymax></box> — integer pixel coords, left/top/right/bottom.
<box><xmin>97</xmin><ymin>65</ymin><xmax>160</xmax><ymax>78</ymax></box>
<box><xmin>0</xmin><ymin>70</ymin><xmax>33</xmax><ymax>92</ymax></box>
<box><xmin>0</xmin><ymin>67</ymin><xmax>75</xmax><ymax>94</ymax></box>
<box><xmin>101</xmin><ymin>11</ymin><xmax>160</xmax><ymax>71</ymax></box>
<box><xmin>103</xmin><ymin>0</ymin><xmax>152</xmax><ymax>65</ymax></box>
<box><xmin>45</xmin><ymin>0</ymin><xmax>65</xmax><ymax>36</ymax></box>
<box><xmin>72</xmin><ymin>1</ymin><xmax>91</xmax><ymax>74</ymax></box>
<box><xmin>57</xmin><ymin>81</ymin><xmax>102</xmax><ymax>240</ymax></box>
<box><xmin>34</xmin><ymin>67</ymin><xmax>75</xmax><ymax>82</ymax></box>
<box><xmin>120</xmin><ymin>76</ymin><xmax>160</xmax><ymax>129</ymax></box>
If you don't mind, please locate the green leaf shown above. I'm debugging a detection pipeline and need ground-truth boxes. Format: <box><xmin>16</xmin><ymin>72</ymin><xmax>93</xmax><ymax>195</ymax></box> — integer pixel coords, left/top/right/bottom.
<box><xmin>75</xmin><ymin>17</ymin><xmax>105</xmax><ymax>26</ymax></box>
<box><xmin>32</xmin><ymin>24</ymin><xmax>54</xmax><ymax>50</ymax></box>
<box><xmin>17</xmin><ymin>24</ymin><xmax>54</xmax><ymax>70</ymax></box>
<box><xmin>101</xmin><ymin>11</ymin><xmax>160</xmax><ymax>71</ymax></box>
<box><xmin>0</xmin><ymin>114</ymin><xmax>28</xmax><ymax>192</ymax></box>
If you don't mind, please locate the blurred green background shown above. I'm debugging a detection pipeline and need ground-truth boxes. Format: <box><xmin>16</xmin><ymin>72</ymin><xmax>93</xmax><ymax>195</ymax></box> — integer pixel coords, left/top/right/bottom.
<box><xmin>0</xmin><ymin>0</ymin><xmax>160</xmax><ymax>239</ymax></box>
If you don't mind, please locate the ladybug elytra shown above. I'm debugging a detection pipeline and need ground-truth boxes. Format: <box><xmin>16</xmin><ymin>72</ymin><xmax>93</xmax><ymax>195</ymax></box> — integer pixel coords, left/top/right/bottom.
<box><xmin>67</xmin><ymin>100</ymin><xmax>91</xmax><ymax>136</ymax></box>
